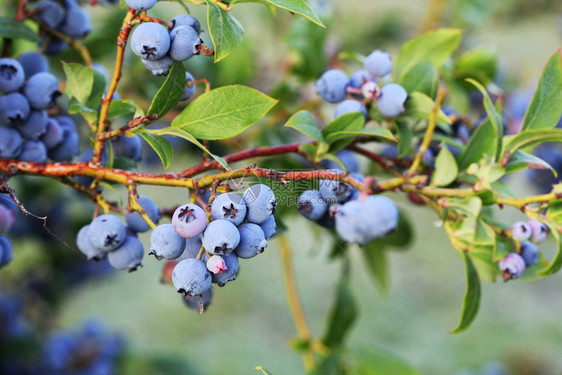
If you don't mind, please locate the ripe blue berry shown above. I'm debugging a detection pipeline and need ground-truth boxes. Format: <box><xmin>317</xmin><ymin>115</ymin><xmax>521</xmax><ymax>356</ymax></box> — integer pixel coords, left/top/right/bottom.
<box><xmin>364</xmin><ymin>50</ymin><xmax>392</xmax><ymax>77</ymax></box>
<box><xmin>234</xmin><ymin>223</ymin><xmax>268</xmax><ymax>259</ymax></box>
<box><xmin>55</xmin><ymin>115</ymin><xmax>77</xmax><ymax>132</ymax></box>
<box><xmin>41</xmin><ymin>118</ymin><xmax>64</xmax><ymax>149</ymax></box>
<box><xmin>177</xmin><ymin>235</ymin><xmax>203</xmax><ymax>260</ymax></box>
<box><xmin>499</xmin><ymin>253</ymin><xmax>526</xmax><ymax>281</ymax></box>
<box><xmin>130</xmin><ymin>22</ymin><xmax>171</xmax><ymax>61</ymax></box>
<box><xmin>298</xmin><ymin>190</ymin><xmax>328</xmax><ymax>221</ymax></box>
<box><xmin>125</xmin><ymin>0</ymin><xmax>157</xmax><ymax>11</ymax></box>
<box><xmin>0</xmin><ymin>58</ymin><xmax>25</xmax><ymax>93</ymax></box>
<box><xmin>377</xmin><ymin>83</ymin><xmax>408</xmax><ymax>117</ymax></box>
<box><xmin>23</xmin><ymin>72</ymin><xmax>61</xmax><ymax>110</ymax></box>
<box><xmin>202</xmin><ymin>219</ymin><xmax>240</xmax><ymax>255</ymax></box>
<box><xmin>0</xmin><ymin>93</ymin><xmax>30</xmax><ymax>126</ymax></box>
<box><xmin>510</xmin><ymin>221</ymin><xmax>532</xmax><ymax>242</ymax></box>
<box><xmin>181</xmin><ymin>72</ymin><xmax>196</xmax><ymax>101</ymax></box>
<box><xmin>319</xmin><ymin>177</ymin><xmax>352</xmax><ymax>204</ymax></box>
<box><xmin>171</xmin><ymin>14</ymin><xmax>201</xmax><ymax>35</ymax></box>
<box><xmin>126</xmin><ymin>196</ymin><xmax>160</xmax><ymax>233</ymax></box>
<box><xmin>88</xmin><ymin>214</ymin><xmax>127</xmax><ymax>252</ymax></box>
<box><xmin>58</xmin><ymin>6</ymin><xmax>91</xmax><ymax>39</ymax></box>
<box><xmin>172</xmin><ymin>203</ymin><xmax>207</xmax><ymax>238</ymax></box>
<box><xmin>519</xmin><ymin>241</ymin><xmax>538</xmax><ymax>267</ymax></box>
<box><xmin>528</xmin><ymin>220</ymin><xmax>549</xmax><ymax>244</ymax></box>
<box><xmin>76</xmin><ymin>225</ymin><xmax>104</xmax><ymax>261</ymax></box>
<box><xmin>211</xmin><ymin>253</ymin><xmax>239</xmax><ymax>287</ymax></box>
<box><xmin>17</xmin><ymin>110</ymin><xmax>48</xmax><ymax>140</ymax></box>
<box><xmin>172</xmin><ymin>258</ymin><xmax>212</xmax><ymax>297</ymax></box>
<box><xmin>0</xmin><ymin>126</ymin><xmax>23</xmax><ymax>158</ymax></box>
<box><xmin>149</xmin><ymin>224</ymin><xmax>186</xmax><ymax>260</ymax></box>
<box><xmin>107</xmin><ymin>235</ymin><xmax>144</xmax><ymax>272</ymax></box>
<box><xmin>259</xmin><ymin>215</ymin><xmax>277</xmax><ymax>239</ymax></box>
<box><xmin>184</xmin><ymin>288</ymin><xmax>213</xmax><ymax>312</ymax></box>
<box><xmin>169</xmin><ymin>25</ymin><xmax>201</xmax><ymax>61</ymax></box>
<box><xmin>48</xmin><ymin>125</ymin><xmax>79</xmax><ymax>161</ymax></box>
<box><xmin>316</xmin><ymin>69</ymin><xmax>349</xmax><ymax>103</ymax></box>
<box><xmin>17</xmin><ymin>52</ymin><xmax>49</xmax><ymax>79</ymax></box>
<box><xmin>43</xmin><ymin>37</ymin><xmax>68</xmax><ymax>55</ymax></box>
<box><xmin>34</xmin><ymin>1</ymin><xmax>65</xmax><ymax>29</ymax></box>
<box><xmin>142</xmin><ymin>55</ymin><xmax>174</xmax><ymax>76</ymax></box>
<box><xmin>206</xmin><ymin>255</ymin><xmax>227</xmax><ymax>274</ymax></box>
<box><xmin>19</xmin><ymin>140</ymin><xmax>47</xmax><ymax>162</ymax></box>
<box><xmin>211</xmin><ymin>193</ymin><xmax>247</xmax><ymax>226</ymax></box>
<box><xmin>0</xmin><ymin>235</ymin><xmax>13</xmax><ymax>268</ymax></box>
<box><xmin>334</xmin><ymin>99</ymin><xmax>367</xmax><ymax>119</ymax></box>
<box><xmin>243</xmin><ymin>184</ymin><xmax>277</xmax><ymax>224</ymax></box>
<box><xmin>349</xmin><ymin>69</ymin><xmax>371</xmax><ymax>90</ymax></box>
<box><xmin>0</xmin><ymin>204</ymin><xmax>14</xmax><ymax>233</ymax></box>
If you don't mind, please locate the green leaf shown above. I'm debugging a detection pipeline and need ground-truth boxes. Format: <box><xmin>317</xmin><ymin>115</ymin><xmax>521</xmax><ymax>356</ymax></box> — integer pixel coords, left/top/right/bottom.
<box><xmin>155</xmin><ymin>127</ymin><xmax>229</xmax><ymax>170</ymax></box>
<box><xmin>453</xmin><ymin>48</ymin><xmax>497</xmax><ymax>85</ymax></box>
<box><xmin>521</xmin><ymin>50</ymin><xmax>562</xmax><ymax>131</ymax></box>
<box><xmin>172</xmin><ymin>85</ymin><xmax>278</xmax><ymax>140</ymax></box>
<box><xmin>457</xmin><ymin>118</ymin><xmax>496</xmax><ymax>171</ymax></box>
<box><xmin>396</xmin><ymin>120</ymin><xmax>413</xmax><ymax>158</ymax></box>
<box><xmin>85</xmin><ymin>68</ymin><xmax>107</xmax><ymax>111</ymax></box>
<box><xmin>108</xmin><ymin>99</ymin><xmax>145</xmax><ymax>119</ymax></box>
<box><xmin>504</xmin><ymin>150</ymin><xmax>556</xmax><ymax>176</ymax></box>
<box><xmin>466</xmin><ymin>78</ymin><xmax>503</xmax><ymax>161</ymax></box>
<box><xmin>206</xmin><ymin>0</ymin><xmax>244</xmax><ymax>62</ymax></box>
<box><xmin>351</xmin><ymin>348</ymin><xmax>421</xmax><ymax>375</ymax></box>
<box><xmin>62</xmin><ymin>62</ymin><xmax>94</xmax><ymax>104</ymax></box>
<box><xmin>402</xmin><ymin>92</ymin><xmax>451</xmax><ymax>125</ymax></box>
<box><xmin>0</xmin><ymin>17</ymin><xmax>39</xmax><ymax>42</ymax></box>
<box><xmin>322</xmin><ymin>112</ymin><xmax>365</xmax><ymax>138</ymax></box>
<box><xmin>397</xmin><ymin>61</ymin><xmax>438</xmax><ymax>97</ymax></box>
<box><xmin>394</xmin><ymin>28</ymin><xmax>462</xmax><ymax>81</ymax></box>
<box><xmin>325</xmin><ymin>128</ymin><xmax>396</xmax><ymax>144</ymax></box>
<box><xmin>284</xmin><ymin>110</ymin><xmax>324</xmax><ymax>142</ymax></box>
<box><xmin>547</xmin><ymin>200</ymin><xmax>562</xmax><ymax>223</ymax></box>
<box><xmin>362</xmin><ymin>242</ymin><xmax>389</xmax><ymax>292</ymax></box>
<box><xmin>310</xmin><ymin>355</ymin><xmax>344</xmax><ymax>375</ymax></box>
<box><xmin>285</xmin><ymin>16</ymin><xmax>328</xmax><ymax>80</ymax></box>
<box><xmin>68</xmin><ymin>98</ymin><xmax>96</xmax><ymax>115</ymax></box>
<box><xmin>503</xmin><ymin>128</ymin><xmax>562</xmax><ymax>157</ymax></box>
<box><xmin>430</xmin><ymin>146</ymin><xmax>458</xmax><ymax>187</ymax></box>
<box><xmin>538</xmin><ymin>221</ymin><xmax>562</xmax><ymax>276</ymax></box>
<box><xmin>322</xmin><ymin>281</ymin><xmax>357</xmax><ymax>348</ymax></box>
<box><xmin>450</xmin><ymin>251</ymin><xmax>481</xmax><ymax>334</ymax></box>
<box><xmin>299</xmin><ymin>143</ymin><xmax>317</xmax><ymax>159</ymax></box>
<box><xmin>147</xmin><ymin>62</ymin><xmax>186</xmax><ymax>119</ymax></box>
<box><xmin>137</xmin><ymin>131</ymin><xmax>173</xmax><ymax>169</ymax></box>
<box><xmin>263</xmin><ymin>0</ymin><xmax>325</xmax><ymax>27</ymax></box>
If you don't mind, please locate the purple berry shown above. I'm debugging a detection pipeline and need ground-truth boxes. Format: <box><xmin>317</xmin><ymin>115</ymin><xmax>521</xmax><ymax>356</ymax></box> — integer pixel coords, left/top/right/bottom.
<box><xmin>499</xmin><ymin>253</ymin><xmax>526</xmax><ymax>281</ymax></box>
<box><xmin>528</xmin><ymin>220</ymin><xmax>549</xmax><ymax>244</ymax></box>
<box><xmin>510</xmin><ymin>221</ymin><xmax>532</xmax><ymax>242</ymax></box>
<box><xmin>172</xmin><ymin>203</ymin><xmax>207</xmax><ymax>238</ymax></box>
<box><xmin>206</xmin><ymin>255</ymin><xmax>227</xmax><ymax>274</ymax></box>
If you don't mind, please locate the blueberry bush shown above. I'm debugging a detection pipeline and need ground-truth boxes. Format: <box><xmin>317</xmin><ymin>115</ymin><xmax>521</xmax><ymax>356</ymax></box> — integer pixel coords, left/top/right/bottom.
<box><xmin>0</xmin><ymin>0</ymin><xmax>561</xmax><ymax>373</ymax></box>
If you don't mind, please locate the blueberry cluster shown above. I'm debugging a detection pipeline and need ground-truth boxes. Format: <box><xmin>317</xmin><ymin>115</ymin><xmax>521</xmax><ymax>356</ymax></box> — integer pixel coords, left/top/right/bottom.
<box><xmin>76</xmin><ymin>195</ymin><xmax>161</xmax><ymax>271</ymax></box>
<box><xmin>499</xmin><ymin>220</ymin><xmax>550</xmax><ymax>281</ymax></box>
<box><xmin>0</xmin><ymin>194</ymin><xmax>17</xmax><ymax>269</ymax></box>
<box><xmin>0</xmin><ymin>53</ymin><xmax>81</xmax><ymax>163</ymax></box>
<box><xmin>33</xmin><ymin>0</ymin><xmax>91</xmax><ymax>55</ymax></box>
<box><xmin>150</xmin><ymin>184</ymin><xmax>277</xmax><ymax>312</ymax></box>
<box><xmin>315</xmin><ymin>49</ymin><xmax>408</xmax><ymax>119</ymax></box>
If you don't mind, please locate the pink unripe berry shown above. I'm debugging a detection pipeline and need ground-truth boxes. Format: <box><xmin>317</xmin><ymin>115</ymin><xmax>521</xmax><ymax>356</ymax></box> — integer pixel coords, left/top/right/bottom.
<box><xmin>206</xmin><ymin>255</ymin><xmax>227</xmax><ymax>274</ymax></box>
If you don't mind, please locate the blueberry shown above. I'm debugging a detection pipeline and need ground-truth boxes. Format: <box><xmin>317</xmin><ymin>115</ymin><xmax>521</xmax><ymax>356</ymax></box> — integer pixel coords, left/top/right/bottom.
<box><xmin>315</xmin><ymin>207</ymin><xmax>335</xmax><ymax>228</ymax></box>
<box><xmin>259</xmin><ymin>215</ymin><xmax>277</xmax><ymax>239</ymax></box>
<box><xmin>318</xmin><ymin>150</ymin><xmax>360</xmax><ymax>173</ymax></box>
<box><xmin>172</xmin><ymin>258</ymin><xmax>212</xmax><ymax>297</ymax></box>
<box><xmin>528</xmin><ymin>220</ymin><xmax>549</xmax><ymax>244</ymax></box>
<box><xmin>319</xmin><ymin>175</ymin><xmax>352</xmax><ymax>204</ymax></box>
<box><xmin>0</xmin><ymin>204</ymin><xmax>14</xmax><ymax>233</ymax></box>
<box><xmin>17</xmin><ymin>52</ymin><xmax>50</xmax><ymax>79</ymax></box>
<box><xmin>126</xmin><ymin>196</ymin><xmax>160</xmax><ymax>233</ymax></box>
<box><xmin>23</xmin><ymin>72</ymin><xmax>61</xmax><ymax>110</ymax></box>
<box><xmin>510</xmin><ymin>221</ymin><xmax>532</xmax><ymax>242</ymax></box>
<box><xmin>298</xmin><ymin>190</ymin><xmax>328</xmax><ymax>221</ymax></box>
<box><xmin>519</xmin><ymin>241</ymin><xmax>539</xmax><ymax>267</ymax></box>
<box><xmin>130</xmin><ymin>22</ymin><xmax>171</xmax><ymax>61</ymax></box>
<box><xmin>58</xmin><ymin>6</ymin><xmax>91</xmax><ymax>39</ymax></box>
<box><xmin>107</xmin><ymin>235</ymin><xmax>144</xmax><ymax>272</ymax></box>
<box><xmin>0</xmin><ymin>58</ymin><xmax>25</xmax><ymax>93</ymax></box>
<box><xmin>0</xmin><ymin>93</ymin><xmax>30</xmax><ymax>126</ymax></box>
<box><xmin>0</xmin><ymin>236</ymin><xmax>13</xmax><ymax>267</ymax></box>
<box><xmin>202</xmin><ymin>219</ymin><xmax>240</xmax><ymax>255</ymax></box>
<box><xmin>349</xmin><ymin>69</ymin><xmax>371</xmax><ymax>90</ymax></box>
<box><xmin>88</xmin><ymin>214</ymin><xmax>127</xmax><ymax>252</ymax></box>
<box><xmin>184</xmin><ymin>288</ymin><xmax>213</xmax><ymax>312</ymax></box>
<box><xmin>364</xmin><ymin>50</ymin><xmax>392</xmax><ymax>77</ymax></box>
<box><xmin>169</xmin><ymin>25</ymin><xmax>201</xmax><ymax>61</ymax></box>
<box><xmin>234</xmin><ymin>223</ymin><xmax>268</xmax><ymax>259</ymax></box>
<box><xmin>242</xmin><ymin>184</ymin><xmax>277</xmax><ymax>224</ymax></box>
<box><xmin>48</xmin><ymin>126</ymin><xmax>79</xmax><ymax>161</ymax></box>
<box><xmin>0</xmin><ymin>126</ymin><xmax>23</xmax><ymax>158</ymax></box>
<box><xmin>377</xmin><ymin>83</ymin><xmax>408</xmax><ymax>117</ymax></box>
<box><xmin>41</xmin><ymin>118</ymin><xmax>64</xmax><ymax>149</ymax></box>
<box><xmin>125</xmin><ymin>0</ymin><xmax>157</xmax><ymax>10</ymax></box>
<box><xmin>55</xmin><ymin>116</ymin><xmax>77</xmax><ymax>132</ymax></box>
<box><xmin>177</xmin><ymin>235</ymin><xmax>203</xmax><ymax>260</ymax></box>
<box><xmin>211</xmin><ymin>192</ymin><xmax>247</xmax><ymax>226</ymax></box>
<box><xmin>334</xmin><ymin>99</ymin><xmax>367</xmax><ymax>119</ymax></box>
<box><xmin>499</xmin><ymin>253</ymin><xmax>526</xmax><ymax>281</ymax></box>
<box><xmin>112</xmin><ymin>134</ymin><xmax>142</xmax><ymax>161</ymax></box>
<box><xmin>43</xmin><ymin>37</ymin><xmax>68</xmax><ymax>55</ymax></box>
<box><xmin>142</xmin><ymin>55</ymin><xmax>174</xmax><ymax>76</ymax></box>
<box><xmin>76</xmin><ymin>225</ymin><xmax>105</xmax><ymax>261</ymax></box>
<box><xmin>181</xmin><ymin>71</ymin><xmax>196</xmax><ymax>101</ymax></box>
<box><xmin>206</xmin><ymin>255</ymin><xmax>227</xmax><ymax>274</ymax></box>
<box><xmin>211</xmin><ymin>253</ymin><xmax>239</xmax><ymax>287</ymax></box>
<box><xmin>17</xmin><ymin>110</ymin><xmax>48</xmax><ymax>140</ymax></box>
<box><xmin>19</xmin><ymin>140</ymin><xmax>47</xmax><ymax>162</ymax></box>
<box><xmin>171</xmin><ymin>14</ymin><xmax>201</xmax><ymax>34</ymax></box>
<box><xmin>316</xmin><ymin>69</ymin><xmax>349</xmax><ymax>103</ymax></box>
<box><xmin>335</xmin><ymin>195</ymin><xmax>399</xmax><ymax>245</ymax></box>
<box><xmin>34</xmin><ymin>1</ymin><xmax>65</xmax><ymax>29</ymax></box>
<box><xmin>172</xmin><ymin>203</ymin><xmax>207</xmax><ymax>238</ymax></box>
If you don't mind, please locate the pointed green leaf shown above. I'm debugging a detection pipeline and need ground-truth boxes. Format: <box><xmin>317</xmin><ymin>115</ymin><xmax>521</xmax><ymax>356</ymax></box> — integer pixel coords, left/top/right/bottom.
<box><xmin>172</xmin><ymin>85</ymin><xmax>278</xmax><ymax>140</ymax></box>
<box><xmin>264</xmin><ymin>0</ymin><xmax>324</xmax><ymax>27</ymax></box>
<box><xmin>361</xmin><ymin>242</ymin><xmax>389</xmax><ymax>293</ymax></box>
<box><xmin>396</xmin><ymin>120</ymin><xmax>413</xmax><ymax>158</ymax></box>
<box><xmin>325</xmin><ymin>128</ymin><xmax>396</xmax><ymax>143</ymax></box>
<box><xmin>503</xmin><ymin>128</ymin><xmax>562</xmax><ymax>157</ymax></box>
<box><xmin>284</xmin><ymin>110</ymin><xmax>324</xmax><ymax>142</ymax></box>
<box><xmin>0</xmin><ymin>17</ymin><xmax>39</xmax><ymax>42</ymax></box>
<box><xmin>137</xmin><ymin>131</ymin><xmax>173</xmax><ymax>169</ymax></box>
<box><xmin>147</xmin><ymin>62</ymin><xmax>186</xmax><ymax>119</ymax></box>
<box><xmin>109</xmin><ymin>99</ymin><xmax>145</xmax><ymax>119</ymax></box>
<box><xmin>322</xmin><ymin>112</ymin><xmax>365</xmax><ymax>138</ymax></box>
<box><xmin>206</xmin><ymin>0</ymin><xmax>244</xmax><ymax>62</ymax></box>
<box><xmin>430</xmin><ymin>146</ymin><xmax>458</xmax><ymax>187</ymax></box>
<box><xmin>504</xmin><ymin>150</ymin><xmax>556</xmax><ymax>176</ymax></box>
<box><xmin>402</xmin><ymin>92</ymin><xmax>451</xmax><ymax>125</ymax></box>
<box><xmin>521</xmin><ymin>50</ymin><xmax>562</xmax><ymax>130</ymax></box>
<box><xmin>398</xmin><ymin>61</ymin><xmax>438</xmax><ymax>97</ymax></box>
<box><xmin>450</xmin><ymin>251</ymin><xmax>481</xmax><ymax>334</ymax></box>
<box><xmin>322</xmin><ymin>281</ymin><xmax>357</xmax><ymax>348</ymax></box>
<box><xmin>85</xmin><ymin>68</ymin><xmax>107</xmax><ymax>111</ymax></box>
<box><xmin>457</xmin><ymin>118</ymin><xmax>496</xmax><ymax>171</ymax></box>
<box><xmin>453</xmin><ymin>48</ymin><xmax>497</xmax><ymax>85</ymax></box>
<box><xmin>62</xmin><ymin>62</ymin><xmax>94</xmax><ymax>104</ymax></box>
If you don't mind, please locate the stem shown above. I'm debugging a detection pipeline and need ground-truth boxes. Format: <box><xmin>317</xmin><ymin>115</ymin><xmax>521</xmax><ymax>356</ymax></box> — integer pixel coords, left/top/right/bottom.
<box><xmin>279</xmin><ymin>233</ymin><xmax>315</xmax><ymax>371</ymax></box>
